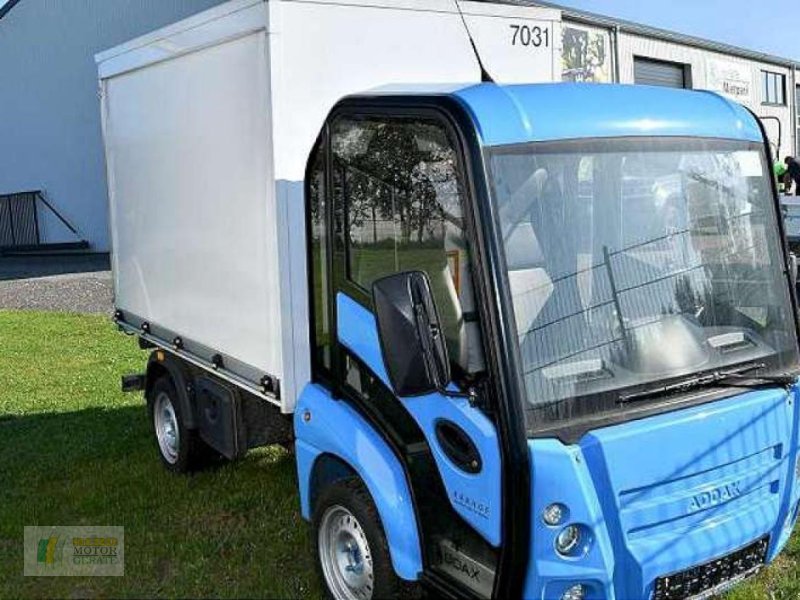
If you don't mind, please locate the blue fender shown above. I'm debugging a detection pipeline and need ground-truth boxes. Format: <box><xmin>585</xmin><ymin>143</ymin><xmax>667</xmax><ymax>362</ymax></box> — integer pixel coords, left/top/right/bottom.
<box><xmin>294</xmin><ymin>382</ymin><xmax>423</xmax><ymax>581</ymax></box>
<box><xmin>770</xmin><ymin>383</ymin><xmax>800</xmax><ymax>558</ymax></box>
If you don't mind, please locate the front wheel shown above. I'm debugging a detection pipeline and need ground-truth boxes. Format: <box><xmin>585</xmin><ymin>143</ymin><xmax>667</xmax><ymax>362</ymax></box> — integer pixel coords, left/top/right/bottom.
<box><xmin>312</xmin><ymin>478</ymin><xmax>420</xmax><ymax>600</ymax></box>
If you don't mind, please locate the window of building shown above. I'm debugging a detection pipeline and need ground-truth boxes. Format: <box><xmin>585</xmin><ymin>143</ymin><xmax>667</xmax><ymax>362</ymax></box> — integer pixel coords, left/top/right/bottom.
<box><xmin>331</xmin><ymin>115</ymin><xmax>485</xmax><ymax>375</ymax></box>
<box><xmin>762</xmin><ymin>71</ymin><xmax>786</xmax><ymax>105</ymax></box>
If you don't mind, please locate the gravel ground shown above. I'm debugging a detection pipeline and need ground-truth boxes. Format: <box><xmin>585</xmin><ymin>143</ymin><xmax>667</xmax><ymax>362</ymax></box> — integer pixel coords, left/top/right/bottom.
<box><xmin>0</xmin><ymin>271</ymin><xmax>113</xmax><ymax>315</ymax></box>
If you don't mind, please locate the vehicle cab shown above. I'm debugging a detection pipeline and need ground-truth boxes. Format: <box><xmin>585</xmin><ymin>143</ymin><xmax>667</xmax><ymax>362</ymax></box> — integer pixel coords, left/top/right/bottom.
<box><xmin>296</xmin><ymin>82</ymin><xmax>800</xmax><ymax>600</ymax></box>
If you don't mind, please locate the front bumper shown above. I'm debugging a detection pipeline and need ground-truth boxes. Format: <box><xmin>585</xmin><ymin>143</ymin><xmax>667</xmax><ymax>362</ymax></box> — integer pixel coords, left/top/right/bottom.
<box><xmin>523</xmin><ymin>386</ymin><xmax>800</xmax><ymax>599</ymax></box>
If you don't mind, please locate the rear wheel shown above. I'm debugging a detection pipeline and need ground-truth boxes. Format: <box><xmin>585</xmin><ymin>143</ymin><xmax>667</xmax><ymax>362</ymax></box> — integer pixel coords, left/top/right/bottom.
<box><xmin>148</xmin><ymin>376</ymin><xmax>212</xmax><ymax>472</ymax></box>
<box><xmin>153</xmin><ymin>389</ymin><xmax>181</xmax><ymax>464</ymax></box>
<box><xmin>312</xmin><ymin>477</ymin><xmax>420</xmax><ymax>600</ymax></box>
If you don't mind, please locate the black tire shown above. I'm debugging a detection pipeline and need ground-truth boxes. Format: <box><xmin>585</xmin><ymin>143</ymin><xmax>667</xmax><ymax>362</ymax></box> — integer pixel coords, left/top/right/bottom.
<box><xmin>147</xmin><ymin>376</ymin><xmax>213</xmax><ymax>473</ymax></box>
<box><xmin>312</xmin><ymin>477</ymin><xmax>421</xmax><ymax>600</ymax></box>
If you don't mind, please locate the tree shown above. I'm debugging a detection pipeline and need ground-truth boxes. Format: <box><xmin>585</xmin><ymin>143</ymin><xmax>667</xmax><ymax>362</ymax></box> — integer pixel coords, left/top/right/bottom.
<box><xmin>338</xmin><ymin>121</ymin><xmax>456</xmax><ymax>247</ymax></box>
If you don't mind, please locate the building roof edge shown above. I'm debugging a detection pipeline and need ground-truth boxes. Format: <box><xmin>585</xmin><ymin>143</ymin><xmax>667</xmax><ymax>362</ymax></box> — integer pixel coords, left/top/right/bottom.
<box><xmin>503</xmin><ymin>0</ymin><xmax>800</xmax><ymax>70</ymax></box>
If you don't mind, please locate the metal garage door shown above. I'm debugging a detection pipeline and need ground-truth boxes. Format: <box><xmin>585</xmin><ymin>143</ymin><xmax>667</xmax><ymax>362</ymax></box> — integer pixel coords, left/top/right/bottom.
<box><xmin>634</xmin><ymin>57</ymin><xmax>688</xmax><ymax>88</ymax></box>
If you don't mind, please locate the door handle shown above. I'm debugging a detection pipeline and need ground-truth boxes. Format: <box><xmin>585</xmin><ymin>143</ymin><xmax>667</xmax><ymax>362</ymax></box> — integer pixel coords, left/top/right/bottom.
<box><xmin>435</xmin><ymin>419</ymin><xmax>482</xmax><ymax>474</ymax></box>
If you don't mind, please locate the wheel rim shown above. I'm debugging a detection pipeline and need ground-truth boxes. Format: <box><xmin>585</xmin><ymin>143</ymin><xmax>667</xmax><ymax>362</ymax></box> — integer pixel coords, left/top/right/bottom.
<box><xmin>154</xmin><ymin>391</ymin><xmax>180</xmax><ymax>464</ymax></box>
<box><xmin>318</xmin><ymin>505</ymin><xmax>374</xmax><ymax>600</ymax></box>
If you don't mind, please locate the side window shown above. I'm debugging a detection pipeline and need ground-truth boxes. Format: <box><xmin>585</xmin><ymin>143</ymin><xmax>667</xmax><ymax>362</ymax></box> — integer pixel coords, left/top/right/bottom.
<box><xmin>331</xmin><ymin>116</ymin><xmax>484</xmax><ymax>376</ymax></box>
<box><xmin>308</xmin><ymin>141</ymin><xmax>331</xmax><ymax>373</ymax></box>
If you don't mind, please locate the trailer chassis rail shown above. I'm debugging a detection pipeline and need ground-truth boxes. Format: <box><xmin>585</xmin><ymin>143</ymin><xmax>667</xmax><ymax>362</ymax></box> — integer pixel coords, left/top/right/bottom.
<box><xmin>114</xmin><ymin>310</ymin><xmax>282</xmax><ymax>408</ymax></box>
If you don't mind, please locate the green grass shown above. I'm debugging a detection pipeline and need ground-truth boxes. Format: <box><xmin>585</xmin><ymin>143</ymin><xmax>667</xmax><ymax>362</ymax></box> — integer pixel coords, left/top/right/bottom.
<box><xmin>0</xmin><ymin>311</ymin><xmax>319</xmax><ymax>599</ymax></box>
<box><xmin>3</xmin><ymin>310</ymin><xmax>800</xmax><ymax>599</ymax></box>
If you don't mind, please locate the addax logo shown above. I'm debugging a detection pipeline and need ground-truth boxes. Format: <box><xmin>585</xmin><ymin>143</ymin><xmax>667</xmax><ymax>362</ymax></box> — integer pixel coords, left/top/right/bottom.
<box><xmin>689</xmin><ymin>481</ymin><xmax>742</xmax><ymax>513</ymax></box>
<box><xmin>37</xmin><ymin>536</ymin><xmax>65</xmax><ymax>566</ymax></box>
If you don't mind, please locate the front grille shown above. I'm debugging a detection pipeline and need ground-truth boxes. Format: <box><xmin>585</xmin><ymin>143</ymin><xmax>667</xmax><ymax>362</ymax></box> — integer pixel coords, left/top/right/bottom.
<box><xmin>653</xmin><ymin>537</ymin><xmax>769</xmax><ymax>600</ymax></box>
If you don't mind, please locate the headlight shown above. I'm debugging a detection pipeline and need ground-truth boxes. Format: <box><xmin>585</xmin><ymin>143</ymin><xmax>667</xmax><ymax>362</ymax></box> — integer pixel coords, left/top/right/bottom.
<box><xmin>556</xmin><ymin>525</ymin><xmax>581</xmax><ymax>556</ymax></box>
<box><xmin>561</xmin><ymin>583</ymin><xmax>586</xmax><ymax>600</ymax></box>
<box><xmin>543</xmin><ymin>503</ymin><xmax>567</xmax><ymax>526</ymax></box>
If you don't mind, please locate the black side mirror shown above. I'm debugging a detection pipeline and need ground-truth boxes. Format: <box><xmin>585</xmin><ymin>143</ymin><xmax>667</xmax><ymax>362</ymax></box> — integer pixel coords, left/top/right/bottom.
<box><xmin>372</xmin><ymin>271</ymin><xmax>451</xmax><ymax>397</ymax></box>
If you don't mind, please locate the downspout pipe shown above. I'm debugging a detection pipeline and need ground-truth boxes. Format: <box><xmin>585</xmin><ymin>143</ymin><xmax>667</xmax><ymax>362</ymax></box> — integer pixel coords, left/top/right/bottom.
<box><xmin>792</xmin><ymin>69</ymin><xmax>798</xmax><ymax>157</ymax></box>
<box><xmin>612</xmin><ymin>24</ymin><xmax>621</xmax><ymax>83</ymax></box>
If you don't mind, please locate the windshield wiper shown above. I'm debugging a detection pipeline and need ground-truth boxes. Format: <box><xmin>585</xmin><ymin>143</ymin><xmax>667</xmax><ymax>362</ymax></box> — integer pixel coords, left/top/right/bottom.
<box><xmin>617</xmin><ymin>362</ymin><xmax>797</xmax><ymax>404</ymax></box>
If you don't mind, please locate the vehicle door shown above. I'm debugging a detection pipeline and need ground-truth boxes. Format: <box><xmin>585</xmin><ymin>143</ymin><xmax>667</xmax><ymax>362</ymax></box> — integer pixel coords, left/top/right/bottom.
<box><xmin>307</xmin><ymin>105</ymin><xmax>506</xmax><ymax>597</ymax></box>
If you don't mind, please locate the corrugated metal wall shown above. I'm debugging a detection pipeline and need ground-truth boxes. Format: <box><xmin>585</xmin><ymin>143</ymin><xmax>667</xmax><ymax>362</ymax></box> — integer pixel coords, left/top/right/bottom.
<box><xmin>0</xmin><ymin>0</ymin><xmax>227</xmax><ymax>252</ymax></box>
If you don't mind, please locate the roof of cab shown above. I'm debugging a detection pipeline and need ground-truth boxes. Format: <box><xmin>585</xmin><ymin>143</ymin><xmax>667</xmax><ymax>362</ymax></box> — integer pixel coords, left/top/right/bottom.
<box><xmin>451</xmin><ymin>83</ymin><xmax>764</xmax><ymax>147</ymax></box>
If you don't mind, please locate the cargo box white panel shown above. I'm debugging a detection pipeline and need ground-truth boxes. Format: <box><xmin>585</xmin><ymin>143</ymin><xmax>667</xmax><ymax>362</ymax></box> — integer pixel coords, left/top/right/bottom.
<box><xmin>103</xmin><ymin>31</ymin><xmax>282</xmax><ymax>381</ymax></box>
<box><xmin>460</xmin><ymin>1</ymin><xmax>561</xmax><ymax>85</ymax></box>
<box><xmin>97</xmin><ymin>0</ymin><xmax>565</xmax><ymax>412</ymax></box>
<box><xmin>267</xmin><ymin>0</ymin><xmax>481</xmax><ymax>181</ymax></box>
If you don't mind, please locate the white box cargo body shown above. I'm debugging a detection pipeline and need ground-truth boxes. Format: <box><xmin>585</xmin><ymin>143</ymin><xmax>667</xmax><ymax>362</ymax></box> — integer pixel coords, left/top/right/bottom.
<box><xmin>96</xmin><ymin>0</ymin><xmax>561</xmax><ymax>412</ymax></box>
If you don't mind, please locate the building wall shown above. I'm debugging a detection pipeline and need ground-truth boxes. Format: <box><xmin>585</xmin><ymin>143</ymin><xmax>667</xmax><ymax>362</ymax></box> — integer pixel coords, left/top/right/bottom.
<box><xmin>0</xmin><ymin>0</ymin><xmax>227</xmax><ymax>252</ymax></box>
<box><xmin>1</xmin><ymin>1</ymin><xmax>797</xmax><ymax>256</ymax></box>
<box><xmin>616</xmin><ymin>31</ymin><xmax>796</xmax><ymax>160</ymax></box>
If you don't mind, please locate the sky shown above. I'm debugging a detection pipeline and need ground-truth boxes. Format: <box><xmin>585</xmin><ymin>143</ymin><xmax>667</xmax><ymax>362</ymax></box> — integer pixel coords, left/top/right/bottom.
<box><xmin>556</xmin><ymin>0</ymin><xmax>800</xmax><ymax>62</ymax></box>
<box><xmin>0</xmin><ymin>0</ymin><xmax>795</xmax><ymax>61</ymax></box>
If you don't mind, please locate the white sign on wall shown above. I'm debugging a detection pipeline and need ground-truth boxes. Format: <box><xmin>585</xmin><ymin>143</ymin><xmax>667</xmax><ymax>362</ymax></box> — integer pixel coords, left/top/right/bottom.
<box><xmin>706</xmin><ymin>58</ymin><xmax>752</xmax><ymax>101</ymax></box>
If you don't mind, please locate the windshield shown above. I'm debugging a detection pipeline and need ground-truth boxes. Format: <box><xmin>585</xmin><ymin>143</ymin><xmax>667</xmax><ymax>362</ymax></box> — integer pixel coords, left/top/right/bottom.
<box><xmin>488</xmin><ymin>137</ymin><xmax>799</xmax><ymax>427</ymax></box>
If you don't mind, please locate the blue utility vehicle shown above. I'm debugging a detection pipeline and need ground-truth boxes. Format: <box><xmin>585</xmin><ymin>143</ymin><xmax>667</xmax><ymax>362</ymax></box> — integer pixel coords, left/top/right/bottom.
<box><xmin>100</xmin><ymin>3</ymin><xmax>800</xmax><ymax>599</ymax></box>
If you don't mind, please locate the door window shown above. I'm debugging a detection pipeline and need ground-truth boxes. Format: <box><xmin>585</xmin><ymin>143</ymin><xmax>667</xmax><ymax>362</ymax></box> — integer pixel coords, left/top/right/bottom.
<box><xmin>331</xmin><ymin>115</ymin><xmax>484</xmax><ymax>376</ymax></box>
<box><xmin>308</xmin><ymin>141</ymin><xmax>332</xmax><ymax>374</ymax></box>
